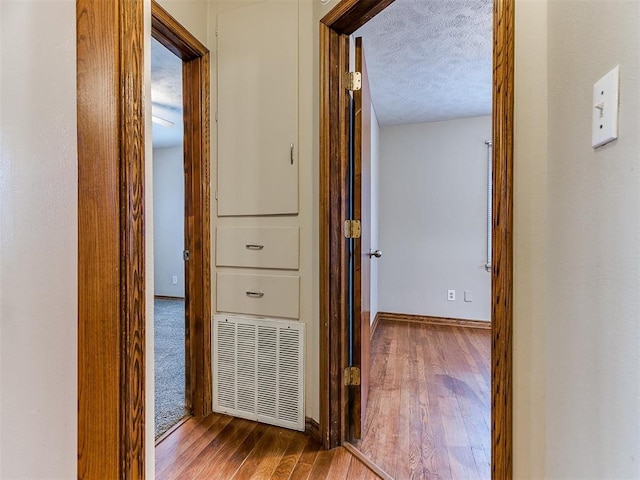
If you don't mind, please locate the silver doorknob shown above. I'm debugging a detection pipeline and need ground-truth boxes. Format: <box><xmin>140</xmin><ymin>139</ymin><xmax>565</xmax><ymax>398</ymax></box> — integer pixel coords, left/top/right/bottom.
<box><xmin>368</xmin><ymin>249</ymin><xmax>382</xmax><ymax>258</ymax></box>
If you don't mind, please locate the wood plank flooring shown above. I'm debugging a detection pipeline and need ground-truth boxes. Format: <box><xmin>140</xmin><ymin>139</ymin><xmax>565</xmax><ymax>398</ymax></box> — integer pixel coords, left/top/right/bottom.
<box><xmin>156</xmin><ymin>413</ymin><xmax>381</xmax><ymax>480</ymax></box>
<box><xmin>352</xmin><ymin>319</ymin><xmax>491</xmax><ymax>480</ymax></box>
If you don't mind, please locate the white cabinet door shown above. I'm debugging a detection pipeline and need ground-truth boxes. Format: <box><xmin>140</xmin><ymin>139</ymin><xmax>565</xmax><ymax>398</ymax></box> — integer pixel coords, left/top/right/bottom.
<box><xmin>217</xmin><ymin>1</ymin><xmax>298</xmax><ymax>216</ymax></box>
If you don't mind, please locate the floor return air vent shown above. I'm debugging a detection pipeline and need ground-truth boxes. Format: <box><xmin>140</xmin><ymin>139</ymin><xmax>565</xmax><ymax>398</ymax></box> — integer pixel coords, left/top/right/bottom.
<box><xmin>213</xmin><ymin>314</ymin><xmax>305</xmax><ymax>431</ymax></box>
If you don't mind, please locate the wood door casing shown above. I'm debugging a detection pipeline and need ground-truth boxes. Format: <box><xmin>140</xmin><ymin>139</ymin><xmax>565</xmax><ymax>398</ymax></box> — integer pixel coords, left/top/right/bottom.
<box><xmin>77</xmin><ymin>0</ymin><xmax>145</xmax><ymax>477</ymax></box>
<box><xmin>319</xmin><ymin>0</ymin><xmax>515</xmax><ymax>478</ymax></box>
<box><xmin>78</xmin><ymin>2</ymin><xmax>211</xmax><ymax>476</ymax></box>
<box><xmin>351</xmin><ymin>36</ymin><xmax>371</xmax><ymax>440</ymax></box>
<box><xmin>153</xmin><ymin>0</ymin><xmax>212</xmax><ymax>419</ymax></box>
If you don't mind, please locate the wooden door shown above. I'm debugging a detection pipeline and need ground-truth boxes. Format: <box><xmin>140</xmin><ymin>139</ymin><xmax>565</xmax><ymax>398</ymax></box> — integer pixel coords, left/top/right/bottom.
<box><xmin>350</xmin><ymin>36</ymin><xmax>372</xmax><ymax>440</ymax></box>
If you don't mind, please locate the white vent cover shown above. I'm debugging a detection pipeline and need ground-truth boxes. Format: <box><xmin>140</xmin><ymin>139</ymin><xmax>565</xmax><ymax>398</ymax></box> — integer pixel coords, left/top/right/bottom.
<box><xmin>213</xmin><ymin>314</ymin><xmax>305</xmax><ymax>431</ymax></box>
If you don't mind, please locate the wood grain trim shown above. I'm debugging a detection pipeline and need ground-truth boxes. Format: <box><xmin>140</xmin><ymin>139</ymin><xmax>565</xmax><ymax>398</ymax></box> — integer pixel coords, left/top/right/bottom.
<box><xmin>152</xmin><ymin>1</ymin><xmax>212</xmax><ymax>418</ymax></box>
<box><xmin>151</xmin><ymin>1</ymin><xmax>208</xmax><ymax>60</ymax></box>
<box><xmin>77</xmin><ymin>0</ymin><xmax>145</xmax><ymax>477</ymax></box>
<box><xmin>370</xmin><ymin>312</ymin><xmax>381</xmax><ymax>340</ymax></box>
<box><xmin>319</xmin><ymin>23</ymin><xmax>352</xmax><ymax>449</ymax></box>
<box><xmin>319</xmin><ymin>0</ymin><xmax>514</xmax><ymax>476</ymax></box>
<box><xmin>342</xmin><ymin>442</ymin><xmax>393</xmax><ymax>480</ymax></box>
<box><xmin>492</xmin><ymin>0</ymin><xmax>515</xmax><ymax>478</ymax></box>
<box><xmin>378</xmin><ymin>312</ymin><xmax>492</xmax><ymax>330</ymax></box>
<box><xmin>320</xmin><ymin>0</ymin><xmax>396</xmax><ymax>34</ymax></box>
<box><xmin>305</xmin><ymin>417</ymin><xmax>322</xmax><ymax>445</ymax></box>
<box><xmin>119</xmin><ymin>0</ymin><xmax>146</xmax><ymax>476</ymax></box>
<box><xmin>199</xmin><ymin>50</ymin><xmax>213</xmax><ymax>419</ymax></box>
<box><xmin>318</xmin><ymin>22</ymin><xmax>331</xmax><ymax>450</ymax></box>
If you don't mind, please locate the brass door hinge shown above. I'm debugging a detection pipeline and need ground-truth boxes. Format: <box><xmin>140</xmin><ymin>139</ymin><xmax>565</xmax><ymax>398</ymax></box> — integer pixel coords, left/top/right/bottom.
<box><xmin>344</xmin><ymin>219</ymin><xmax>361</xmax><ymax>239</ymax></box>
<box><xmin>344</xmin><ymin>366</ymin><xmax>361</xmax><ymax>386</ymax></box>
<box><xmin>345</xmin><ymin>71</ymin><xmax>362</xmax><ymax>91</ymax></box>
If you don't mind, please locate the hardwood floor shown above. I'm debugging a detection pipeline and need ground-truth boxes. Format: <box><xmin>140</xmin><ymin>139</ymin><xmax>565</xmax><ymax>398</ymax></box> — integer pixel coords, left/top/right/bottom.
<box><xmin>156</xmin><ymin>413</ymin><xmax>381</xmax><ymax>479</ymax></box>
<box><xmin>352</xmin><ymin>319</ymin><xmax>491</xmax><ymax>480</ymax></box>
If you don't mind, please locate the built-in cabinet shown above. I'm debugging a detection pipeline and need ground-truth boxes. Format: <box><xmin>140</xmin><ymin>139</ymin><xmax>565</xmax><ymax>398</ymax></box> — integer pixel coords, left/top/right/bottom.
<box><xmin>215</xmin><ymin>0</ymin><xmax>301</xmax><ymax>321</ymax></box>
<box><xmin>217</xmin><ymin>0</ymin><xmax>298</xmax><ymax>217</ymax></box>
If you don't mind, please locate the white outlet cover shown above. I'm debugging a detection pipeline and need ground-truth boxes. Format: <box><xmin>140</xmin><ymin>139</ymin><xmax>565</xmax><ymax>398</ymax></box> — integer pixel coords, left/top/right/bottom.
<box><xmin>592</xmin><ymin>65</ymin><xmax>619</xmax><ymax>148</ymax></box>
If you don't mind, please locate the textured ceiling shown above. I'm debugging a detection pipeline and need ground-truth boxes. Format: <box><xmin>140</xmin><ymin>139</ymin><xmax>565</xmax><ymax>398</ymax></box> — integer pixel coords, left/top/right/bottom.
<box><xmin>354</xmin><ymin>0</ymin><xmax>493</xmax><ymax>126</ymax></box>
<box><xmin>151</xmin><ymin>37</ymin><xmax>183</xmax><ymax>148</ymax></box>
<box><xmin>150</xmin><ymin>0</ymin><xmax>492</xmax><ymax>141</ymax></box>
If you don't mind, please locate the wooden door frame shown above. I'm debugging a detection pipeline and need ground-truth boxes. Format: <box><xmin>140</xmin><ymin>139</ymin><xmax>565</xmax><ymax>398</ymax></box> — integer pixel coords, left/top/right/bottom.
<box><xmin>152</xmin><ymin>0</ymin><xmax>212</xmax><ymax>421</ymax></box>
<box><xmin>77</xmin><ymin>1</ymin><xmax>211</xmax><ymax>477</ymax></box>
<box><xmin>318</xmin><ymin>1</ymin><xmax>514</xmax><ymax>479</ymax></box>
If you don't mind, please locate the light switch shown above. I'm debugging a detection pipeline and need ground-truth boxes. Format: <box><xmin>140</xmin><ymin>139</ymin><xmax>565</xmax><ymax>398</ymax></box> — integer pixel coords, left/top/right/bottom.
<box><xmin>592</xmin><ymin>66</ymin><xmax>619</xmax><ymax>148</ymax></box>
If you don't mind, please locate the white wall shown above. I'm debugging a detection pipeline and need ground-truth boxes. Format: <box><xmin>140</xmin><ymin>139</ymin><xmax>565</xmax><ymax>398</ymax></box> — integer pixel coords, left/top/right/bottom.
<box><xmin>513</xmin><ymin>0</ymin><xmax>548</xmax><ymax>477</ymax></box>
<box><xmin>153</xmin><ymin>147</ymin><xmax>186</xmax><ymax>297</ymax></box>
<box><xmin>157</xmin><ymin>0</ymin><xmax>209</xmax><ymax>45</ymax></box>
<box><xmin>377</xmin><ymin>116</ymin><xmax>491</xmax><ymax>321</ymax></box>
<box><xmin>0</xmin><ymin>1</ymin><xmax>77</xmax><ymax>478</ymax></box>
<box><xmin>546</xmin><ymin>0</ymin><xmax>640</xmax><ymax>477</ymax></box>
<box><xmin>369</xmin><ymin>105</ymin><xmax>380</xmax><ymax>324</ymax></box>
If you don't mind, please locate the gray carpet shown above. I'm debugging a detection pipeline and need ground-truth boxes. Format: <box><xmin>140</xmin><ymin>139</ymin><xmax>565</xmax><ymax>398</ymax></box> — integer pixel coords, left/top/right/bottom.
<box><xmin>154</xmin><ymin>297</ymin><xmax>188</xmax><ymax>439</ymax></box>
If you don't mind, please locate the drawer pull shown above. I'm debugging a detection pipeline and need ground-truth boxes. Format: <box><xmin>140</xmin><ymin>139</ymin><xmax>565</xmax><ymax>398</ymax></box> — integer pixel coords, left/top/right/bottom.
<box><xmin>246</xmin><ymin>291</ymin><xmax>265</xmax><ymax>298</ymax></box>
<box><xmin>245</xmin><ymin>244</ymin><xmax>265</xmax><ymax>250</ymax></box>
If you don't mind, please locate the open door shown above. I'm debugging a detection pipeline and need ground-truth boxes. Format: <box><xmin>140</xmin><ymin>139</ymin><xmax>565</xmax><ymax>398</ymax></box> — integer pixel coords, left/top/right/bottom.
<box><xmin>348</xmin><ymin>36</ymin><xmax>372</xmax><ymax>440</ymax></box>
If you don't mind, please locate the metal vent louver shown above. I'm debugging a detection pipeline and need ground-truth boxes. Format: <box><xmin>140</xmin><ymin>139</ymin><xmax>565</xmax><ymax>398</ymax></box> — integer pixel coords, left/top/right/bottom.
<box><xmin>213</xmin><ymin>315</ymin><xmax>305</xmax><ymax>431</ymax></box>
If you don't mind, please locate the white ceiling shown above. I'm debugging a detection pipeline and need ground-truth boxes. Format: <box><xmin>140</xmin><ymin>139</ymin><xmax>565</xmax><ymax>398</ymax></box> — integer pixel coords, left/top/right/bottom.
<box><xmin>354</xmin><ymin>0</ymin><xmax>493</xmax><ymax>126</ymax></box>
<box><xmin>150</xmin><ymin>0</ymin><xmax>493</xmax><ymax>144</ymax></box>
<box><xmin>151</xmin><ymin>37</ymin><xmax>183</xmax><ymax>149</ymax></box>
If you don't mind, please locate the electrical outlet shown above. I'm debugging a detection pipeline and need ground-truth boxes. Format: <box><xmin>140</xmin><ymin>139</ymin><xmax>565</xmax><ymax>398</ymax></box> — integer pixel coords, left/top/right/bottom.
<box><xmin>447</xmin><ymin>289</ymin><xmax>456</xmax><ymax>301</ymax></box>
<box><xmin>172</xmin><ymin>275</ymin><xmax>178</xmax><ymax>285</ymax></box>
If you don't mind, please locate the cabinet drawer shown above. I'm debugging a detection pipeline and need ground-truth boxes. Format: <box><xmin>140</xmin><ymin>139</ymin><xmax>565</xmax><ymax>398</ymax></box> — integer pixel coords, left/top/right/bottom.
<box><xmin>216</xmin><ymin>273</ymin><xmax>299</xmax><ymax>319</ymax></box>
<box><xmin>216</xmin><ymin>227</ymin><xmax>299</xmax><ymax>270</ymax></box>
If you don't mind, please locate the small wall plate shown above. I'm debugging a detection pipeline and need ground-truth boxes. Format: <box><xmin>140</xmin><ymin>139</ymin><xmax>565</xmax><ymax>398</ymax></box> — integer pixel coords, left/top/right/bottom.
<box><xmin>592</xmin><ymin>66</ymin><xmax>619</xmax><ymax>148</ymax></box>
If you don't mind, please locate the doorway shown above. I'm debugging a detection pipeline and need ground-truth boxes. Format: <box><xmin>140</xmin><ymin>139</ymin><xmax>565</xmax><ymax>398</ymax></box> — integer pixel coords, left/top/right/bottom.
<box><xmin>151</xmin><ymin>36</ymin><xmax>189</xmax><ymax>440</ymax></box>
<box><xmin>348</xmin><ymin>6</ymin><xmax>494</xmax><ymax>472</ymax></box>
<box><xmin>151</xmin><ymin>0</ymin><xmax>212</xmax><ymax>433</ymax></box>
<box><xmin>319</xmin><ymin>0</ymin><xmax>514</xmax><ymax>478</ymax></box>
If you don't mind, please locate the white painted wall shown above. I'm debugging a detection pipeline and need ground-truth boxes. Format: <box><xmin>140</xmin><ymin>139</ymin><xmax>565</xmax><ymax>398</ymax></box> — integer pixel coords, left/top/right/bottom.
<box><xmin>157</xmin><ymin>0</ymin><xmax>209</xmax><ymax>45</ymax></box>
<box><xmin>377</xmin><ymin>116</ymin><xmax>491</xmax><ymax>321</ymax></box>
<box><xmin>546</xmin><ymin>1</ymin><xmax>640</xmax><ymax>477</ymax></box>
<box><xmin>0</xmin><ymin>1</ymin><xmax>77</xmax><ymax>478</ymax></box>
<box><xmin>369</xmin><ymin>105</ymin><xmax>380</xmax><ymax>324</ymax></box>
<box><xmin>153</xmin><ymin>147</ymin><xmax>186</xmax><ymax>297</ymax></box>
<box><xmin>513</xmin><ymin>0</ymin><xmax>547</xmax><ymax>477</ymax></box>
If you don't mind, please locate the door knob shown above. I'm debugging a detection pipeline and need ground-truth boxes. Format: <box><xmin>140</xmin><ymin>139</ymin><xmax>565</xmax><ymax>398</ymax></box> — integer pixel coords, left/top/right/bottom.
<box><xmin>368</xmin><ymin>249</ymin><xmax>382</xmax><ymax>258</ymax></box>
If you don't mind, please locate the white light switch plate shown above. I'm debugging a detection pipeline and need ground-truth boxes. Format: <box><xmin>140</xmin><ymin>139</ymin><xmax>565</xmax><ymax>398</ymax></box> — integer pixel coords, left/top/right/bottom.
<box><xmin>592</xmin><ymin>66</ymin><xmax>619</xmax><ymax>148</ymax></box>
